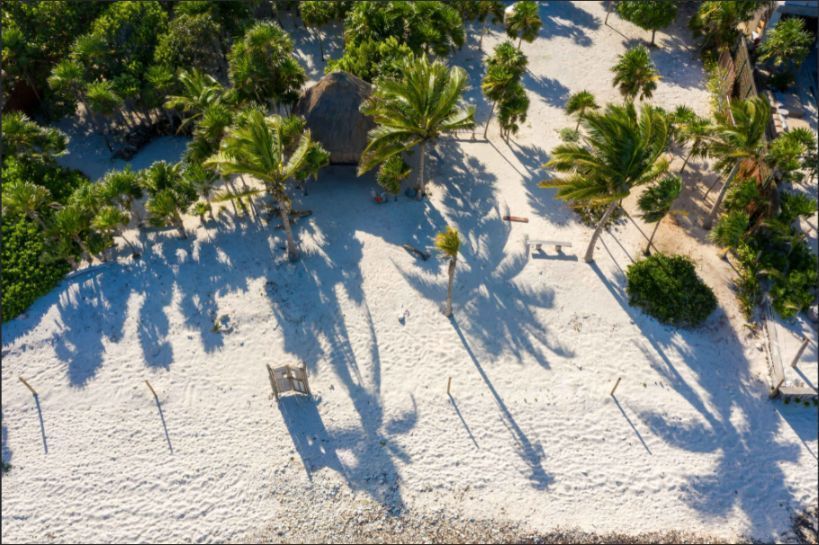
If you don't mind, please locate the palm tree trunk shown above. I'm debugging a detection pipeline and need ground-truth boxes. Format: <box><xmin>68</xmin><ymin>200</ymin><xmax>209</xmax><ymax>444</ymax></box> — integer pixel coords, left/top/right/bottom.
<box><xmin>317</xmin><ymin>29</ymin><xmax>325</xmax><ymax>61</ymax></box>
<box><xmin>651</xmin><ymin>29</ymin><xmax>656</xmax><ymax>46</ymax></box>
<box><xmin>703</xmin><ymin>162</ymin><xmax>739</xmax><ymax>230</ymax></box>
<box><xmin>645</xmin><ymin>219</ymin><xmax>661</xmax><ymax>255</ymax></box>
<box><xmin>517</xmin><ymin>36</ymin><xmax>522</xmax><ymax>50</ymax></box>
<box><xmin>279</xmin><ymin>203</ymin><xmax>298</xmax><ymax>261</ymax></box>
<box><xmin>680</xmin><ymin>147</ymin><xmax>693</xmax><ymax>174</ymax></box>
<box><xmin>444</xmin><ymin>256</ymin><xmax>456</xmax><ymax>317</ymax></box>
<box><xmin>484</xmin><ymin>100</ymin><xmax>497</xmax><ymax>139</ymax></box>
<box><xmin>584</xmin><ymin>201</ymin><xmax>619</xmax><ymax>263</ymax></box>
<box><xmin>417</xmin><ymin>141</ymin><xmax>427</xmax><ymax>200</ymax></box>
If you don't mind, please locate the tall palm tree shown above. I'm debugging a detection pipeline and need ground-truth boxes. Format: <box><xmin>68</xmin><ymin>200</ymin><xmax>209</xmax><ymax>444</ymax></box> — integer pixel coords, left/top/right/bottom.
<box><xmin>359</xmin><ymin>55</ymin><xmax>475</xmax><ymax>200</ymax></box>
<box><xmin>671</xmin><ymin>106</ymin><xmax>712</xmax><ymax>174</ymax></box>
<box><xmin>565</xmin><ymin>91</ymin><xmax>599</xmax><ymax>131</ymax></box>
<box><xmin>205</xmin><ymin>109</ymin><xmax>330</xmax><ymax>261</ymax></box>
<box><xmin>611</xmin><ymin>45</ymin><xmax>660</xmax><ymax>102</ymax></box>
<box><xmin>164</xmin><ymin>69</ymin><xmax>224</xmax><ymax>134</ymax></box>
<box><xmin>703</xmin><ymin>96</ymin><xmax>770</xmax><ymax>229</ymax></box>
<box><xmin>540</xmin><ymin>103</ymin><xmax>670</xmax><ymax>262</ymax></box>
<box><xmin>435</xmin><ymin>226</ymin><xmax>461</xmax><ymax>317</ymax></box>
<box><xmin>505</xmin><ymin>1</ymin><xmax>542</xmax><ymax>50</ymax></box>
<box><xmin>637</xmin><ymin>175</ymin><xmax>681</xmax><ymax>255</ymax></box>
<box><xmin>2</xmin><ymin>180</ymin><xmax>54</xmax><ymax>230</ymax></box>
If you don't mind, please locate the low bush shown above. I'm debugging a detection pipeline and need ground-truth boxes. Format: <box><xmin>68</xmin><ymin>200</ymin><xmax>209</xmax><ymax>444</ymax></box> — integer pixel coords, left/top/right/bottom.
<box><xmin>1</xmin><ymin>217</ymin><xmax>70</xmax><ymax>322</ymax></box>
<box><xmin>626</xmin><ymin>253</ymin><xmax>717</xmax><ymax>327</ymax></box>
<box><xmin>2</xmin><ymin>155</ymin><xmax>88</xmax><ymax>202</ymax></box>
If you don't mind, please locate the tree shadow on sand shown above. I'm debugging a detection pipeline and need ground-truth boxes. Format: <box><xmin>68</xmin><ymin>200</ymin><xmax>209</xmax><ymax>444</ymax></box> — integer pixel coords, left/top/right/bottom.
<box><xmin>537</xmin><ymin>1</ymin><xmax>600</xmax><ymax>48</ymax></box>
<box><xmin>591</xmin><ymin>233</ymin><xmax>812</xmax><ymax>541</ymax></box>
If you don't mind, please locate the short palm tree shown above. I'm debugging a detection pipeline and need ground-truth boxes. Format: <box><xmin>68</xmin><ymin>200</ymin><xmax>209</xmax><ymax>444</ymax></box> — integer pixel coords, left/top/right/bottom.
<box><xmin>540</xmin><ymin>103</ymin><xmax>670</xmax><ymax>262</ymax></box>
<box><xmin>139</xmin><ymin>161</ymin><xmax>196</xmax><ymax>238</ymax></box>
<box><xmin>565</xmin><ymin>91</ymin><xmax>599</xmax><ymax>131</ymax></box>
<box><xmin>182</xmin><ymin>161</ymin><xmax>218</xmax><ymax>220</ymax></box>
<box><xmin>92</xmin><ymin>205</ymin><xmax>138</xmax><ymax>258</ymax></box>
<box><xmin>359</xmin><ymin>55</ymin><xmax>475</xmax><ymax>199</ymax></box>
<box><xmin>51</xmin><ymin>204</ymin><xmax>95</xmax><ymax>262</ymax></box>
<box><xmin>205</xmin><ymin>109</ymin><xmax>330</xmax><ymax>261</ymax></box>
<box><xmin>100</xmin><ymin>168</ymin><xmax>143</xmax><ymax>218</ymax></box>
<box><xmin>435</xmin><ymin>226</ymin><xmax>461</xmax><ymax>317</ymax></box>
<box><xmin>505</xmin><ymin>1</ymin><xmax>542</xmax><ymax>50</ymax></box>
<box><xmin>2</xmin><ymin>180</ymin><xmax>54</xmax><ymax>230</ymax></box>
<box><xmin>703</xmin><ymin>96</ymin><xmax>770</xmax><ymax>229</ymax></box>
<box><xmin>85</xmin><ymin>80</ymin><xmax>123</xmax><ymax>151</ymax></box>
<box><xmin>164</xmin><ymin>69</ymin><xmax>224</xmax><ymax>134</ymax></box>
<box><xmin>671</xmin><ymin>106</ymin><xmax>712</xmax><ymax>174</ymax></box>
<box><xmin>2</xmin><ymin>112</ymin><xmax>69</xmax><ymax>161</ymax></box>
<box><xmin>637</xmin><ymin>175</ymin><xmax>681</xmax><ymax>255</ymax></box>
<box><xmin>611</xmin><ymin>45</ymin><xmax>660</xmax><ymax>102</ymax></box>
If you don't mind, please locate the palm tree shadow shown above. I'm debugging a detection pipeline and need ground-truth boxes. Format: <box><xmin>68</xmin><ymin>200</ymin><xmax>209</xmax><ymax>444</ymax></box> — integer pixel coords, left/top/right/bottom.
<box><xmin>451</xmin><ymin>316</ymin><xmax>552</xmax><ymax>490</ymax></box>
<box><xmin>537</xmin><ymin>1</ymin><xmax>600</xmax><ymax>47</ymax></box>
<box><xmin>590</xmin><ymin>234</ymin><xmax>810</xmax><ymax>539</ymax></box>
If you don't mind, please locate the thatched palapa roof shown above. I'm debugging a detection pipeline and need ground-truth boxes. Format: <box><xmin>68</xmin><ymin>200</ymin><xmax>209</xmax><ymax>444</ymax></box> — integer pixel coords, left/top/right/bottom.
<box><xmin>293</xmin><ymin>71</ymin><xmax>375</xmax><ymax>165</ymax></box>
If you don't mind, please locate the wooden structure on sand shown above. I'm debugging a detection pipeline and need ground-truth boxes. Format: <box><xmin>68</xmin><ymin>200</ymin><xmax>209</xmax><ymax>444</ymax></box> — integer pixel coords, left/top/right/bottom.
<box><xmin>266</xmin><ymin>364</ymin><xmax>312</xmax><ymax>401</ymax></box>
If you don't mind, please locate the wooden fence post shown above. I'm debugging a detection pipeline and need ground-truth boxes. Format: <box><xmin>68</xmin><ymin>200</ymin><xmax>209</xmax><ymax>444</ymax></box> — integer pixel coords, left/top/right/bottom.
<box><xmin>610</xmin><ymin>377</ymin><xmax>622</xmax><ymax>397</ymax></box>
<box><xmin>19</xmin><ymin>377</ymin><xmax>38</xmax><ymax>396</ymax></box>
<box><xmin>447</xmin><ymin>377</ymin><xmax>452</xmax><ymax>396</ymax></box>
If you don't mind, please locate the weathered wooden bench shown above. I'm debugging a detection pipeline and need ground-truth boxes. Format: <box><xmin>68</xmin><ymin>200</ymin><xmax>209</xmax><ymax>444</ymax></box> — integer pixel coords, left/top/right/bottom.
<box><xmin>524</xmin><ymin>235</ymin><xmax>573</xmax><ymax>253</ymax></box>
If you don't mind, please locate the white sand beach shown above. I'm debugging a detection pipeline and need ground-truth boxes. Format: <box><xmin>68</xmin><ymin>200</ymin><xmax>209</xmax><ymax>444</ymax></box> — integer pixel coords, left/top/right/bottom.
<box><xmin>2</xmin><ymin>3</ymin><xmax>817</xmax><ymax>543</ymax></box>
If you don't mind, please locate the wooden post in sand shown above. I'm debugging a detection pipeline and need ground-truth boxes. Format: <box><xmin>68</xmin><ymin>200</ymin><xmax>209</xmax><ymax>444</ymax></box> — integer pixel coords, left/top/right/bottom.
<box><xmin>145</xmin><ymin>380</ymin><xmax>158</xmax><ymax>400</ymax></box>
<box><xmin>790</xmin><ymin>337</ymin><xmax>810</xmax><ymax>369</ymax></box>
<box><xmin>447</xmin><ymin>377</ymin><xmax>452</xmax><ymax>396</ymax></box>
<box><xmin>610</xmin><ymin>377</ymin><xmax>622</xmax><ymax>397</ymax></box>
<box><xmin>19</xmin><ymin>376</ymin><xmax>38</xmax><ymax>396</ymax></box>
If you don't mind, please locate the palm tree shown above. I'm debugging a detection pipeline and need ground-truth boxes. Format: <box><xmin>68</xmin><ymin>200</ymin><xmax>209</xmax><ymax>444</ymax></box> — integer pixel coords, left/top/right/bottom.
<box><xmin>505</xmin><ymin>1</ymin><xmax>542</xmax><ymax>50</ymax></box>
<box><xmin>710</xmin><ymin>209</ymin><xmax>749</xmax><ymax>258</ymax></box>
<box><xmin>435</xmin><ymin>226</ymin><xmax>461</xmax><ymax>317</ymax></box>
<box><xmin>146</xmin><ymin>189</ymin><xmax>190</xmax><ymax>238</ymax></box>
<box><xmin>477</xmin><ymin>1</ymin><xmax>505</xmax><ymax>49</ymax></box>
<box><xmin>139</xmin><ymin>161</ymin><xmax>197</xmax><ymax>238</ymax></box>
<box><xmin>51</xmin><ymin>204</ymin><xmax>96</xmax><ymax>262</ymax></box>
<box><xmin>48</xmin><ymin>59</ymin><xmax>90</xmax><ymax>114</ymax></box>
<box><xmin>2</xmin><ymin>180</ymin><xmax>54</xmax><ymax>230</ymax></box>
<box><xmin>164</xmin><ymin>69</ymin><xmax>224</xmax><ymax>134</ymax></box>
<box><xmin>703</xmin><ymin>96</ymin><xmax>770</xmax><ymax>229</ymax></box>
<box><xmin>100</xmin><ymin>168</ymin><xmax>143</xmax><ymax>218</ymax></box>
<box><xmin>565</xmin><ymin>91</ymin><xmax>599</xmax><ymax>132</ymax></box>
<box><xmin>92</xmin><ymin>205</ymin><xmax>138</xmax><ymax>258</ymax></box>
<box><xmin>481</xmin><ymin>41</ymin><xmax>527</xmax><ymax>138</ymax></box>
<box><xmin>496</xmin><ymin>83</ymin><xmax>529</xmax><ymax>140</ymax></box>
<box><xmin>540</xmin><ymin>103</ymin><xmax>670</xmax><ymax>262</ymax></box>
<box><xmin>205</xmin><ymin>109</ymin><xmax>330</xmax><ymax>261</ymax></box>
<box><xmin>671</xmin><ymin>106</ymin><xmax>712</xmax><ymax>174</ymax></box>
<box><xmin>359</xmin><ymin>55</ymin><xmax>475</xmax><ymax>199</ymax></box>
<box><xmin>611</xmin><ymin>45</ymin><xmax>660</xmax><ymax>102</ymax></box>
<box><xmin>182</xmin><ymin>161</ymin><xmax>218</xmax><ymax>220</ymax></box>
<box><xmin>637</xmin><ymin>175</ymin><xmax>681</xmax><ymax>255</ymax></box>
<box><xmin>2</xmin><ymin>112</ymin><xmax>68</xmax><ymax>161</ymax></box>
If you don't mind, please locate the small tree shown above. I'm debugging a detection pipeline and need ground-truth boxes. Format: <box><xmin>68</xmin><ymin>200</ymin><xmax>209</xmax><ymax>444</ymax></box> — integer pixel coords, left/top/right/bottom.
<box><xmin>435</xmin><ymin>226</ymin><xmax>461</xmax><ymax>317</ymax></box>
<box><xmin>92</xmin><ymin>205</ymin><xmax>137</xmax><ymax>258</ymax></box>
<box><xmin>2</xmin><ymin>180</ymin><xmax>54</xmax><ymax>231</ymax></box>
<box><xmin>505</xmin><ymin>1</ymin><xmax>542</xmax><ymax>50</ymax></box>
<box><xmin>139</xmin><ymin>161</ymin><xmax>196</xmax><ymax>239</ymax></box>
<box><xmin>689</xmin><ymin>0</ymin><xmax>758</xmax><ymax>52</ymax></box>
<box><xmin>565</xmin><ymin>91</ymin><xmax>599</xmax><ymax>132</ymax></box>
<box><xmin>611</xmin><ymin>45</ymin><xmax>660</xmax><ymax>102</ymax></box>
<box><xmin>616</xmin><ymin>0</ymin><xmax>678</xmax><ymax>47</ymax></box>
<box><xmin>85</xmin><ymin>80</ymin><xmax>123</xmax><ymax>151</ymax></box>
<box><xmin>671</xmin><ymin>106</ymin><xmax>712</xmax><ymax>174</ymax></box>
<box><xmin>154</xmin><ymin>12</ymin><xmax>227</xmax><ymax>80</ymax></box>
<box><xmin>758</xmin><ymin>18</ymin><xmax>814</xmax><ymax>83</ymax></box>
<box><xmin>1</xmin><ymin>112</ymin><xmax>68</xmax><ymax>161</ymax></box>
<box><xmin>637</xmin><ymin>175</ymin><xmax>681</xmax><ymax>255</ymax></box>
<box><xmin>496</xmin><ymin>83</ymin><xmax>529</xmax><ymax>140</ymax></box>
<box><xmin>377</xmin><ymin>155</ymin><xmax>411</xmax><ymax>200</ymax></box>
<box><xmin>710</xmin><ymin>209</ymin><xmax>749</xmax><ymax>258</ymax></box>
<box><xmin>164</xmin><ymin>69</ymin><xmax>225</xmax><ymax>134</ymax></box>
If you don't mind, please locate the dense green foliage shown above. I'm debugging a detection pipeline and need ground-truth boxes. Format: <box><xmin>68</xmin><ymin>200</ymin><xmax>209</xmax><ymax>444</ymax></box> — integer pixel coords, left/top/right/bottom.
<box><xmin>626</xmin><ymin>253</ymin><xmax>717</xmax><ymax>327</ymax></box>
<box><xmin>616</xmin><ymin>1</ymin><xmax>678</xmax><ymax>46</ymax></box>
<box><xmin>228</xmin><ymin>21</ymin><xmax>306</xmax><ymax>107</ymax></box>
<box><xmin>331</xmin><ymin>1</ymin><xmax>464</xmax><ymax>81</ymax></box>
<box><xmin>154</xmin><ymin>13</ymin><xmax>227</xmax><ymax>80</ymax></box>
<box><xmin>758</xmin><ymin>17</ymin><xmax>814</xmax><ymax>80</ymax></box>
<box><xmin>689</xmin><ymin>0</ymin><xmax>758</xmax><ymax>54</ymax></box>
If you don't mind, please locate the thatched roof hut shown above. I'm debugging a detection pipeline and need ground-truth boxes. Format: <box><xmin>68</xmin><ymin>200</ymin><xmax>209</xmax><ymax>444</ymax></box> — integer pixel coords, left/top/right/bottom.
<box><xmin>293</xmin><ymin>71</ymin><xmax>374</xmax><ymax>165</ymax></box>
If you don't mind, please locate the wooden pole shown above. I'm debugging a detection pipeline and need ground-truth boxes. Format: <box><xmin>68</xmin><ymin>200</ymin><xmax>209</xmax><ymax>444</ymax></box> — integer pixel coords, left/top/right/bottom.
<box><xmin>610</xmin><ymin>377</ymin><xmax>622</xmax><ymax>397</ymax></box>
<box><xmin>771</xmin><ymin>376</ymin><xmax>785</xmax><ymax>398</ymax></box>
<box><xmin>447</xmin><ymin>377</ymin><xmax>452</xmax><ymax>396</ymax></box>
<box><xmin>19</xmin><ymin>376</ymin><xmax>37</xmax><ymax>396</ymax></box>
<box><xmin>145</xmin><ymin>380</ymin><xmax>158</xmax><ymax>399</ymax></box>
<box><xmin>790</xmin><ymin>337</ymin><xmax>810</xmax><ymax>369</ymax></box>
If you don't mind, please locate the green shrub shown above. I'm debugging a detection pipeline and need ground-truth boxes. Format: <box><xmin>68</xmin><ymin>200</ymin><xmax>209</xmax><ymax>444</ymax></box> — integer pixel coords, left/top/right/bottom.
<box><xmin>2</xmin><ymin>156</ymin><xmax>88</xmax><ymax>203</ymax></box>
<box><xmin>1</xmin><ymin>217</ymin><xmax>70</xmax><ymax>322</ymax></box>
<box><xmin>626</xmin><ymin>253</ymin><xmax>717</xmax><ymax>327</ymax></box>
